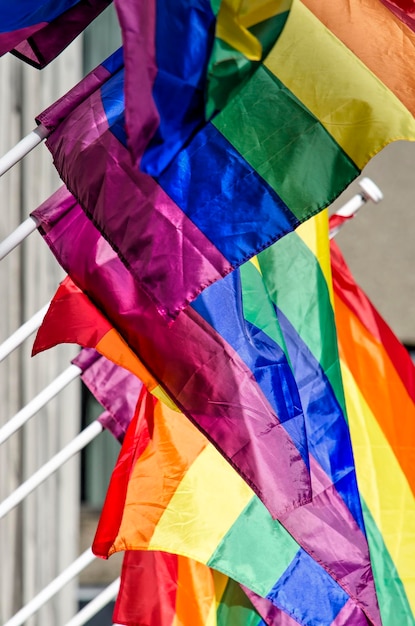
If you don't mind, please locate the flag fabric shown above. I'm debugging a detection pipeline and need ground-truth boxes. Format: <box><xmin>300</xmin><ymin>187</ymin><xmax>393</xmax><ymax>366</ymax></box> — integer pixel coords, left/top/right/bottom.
<box><xmin>72</xmin><ymin>347</ymin><xmax>143</xmax><ymax>443</ymax></box>
<box><xmin>35</xmin><ymin>0</ymin><xmax>415</xmax><ymax>322</ymax></box>
<box><xmin>378</xmin><ymin>0</ymin><xmax>415</xmax><ymax>31</ymax></box>
<box><xmin>115</xmin><ymin>551</ymin><xmax>267</xmax><ymax>626</ymax></box>
<box><xmin>70</xmin><ymin>349</ymin><xmax>369</xmax><ymax>625</ymax></box>
<box><xmin>32</xmin><ymin>185</ymin><xmax>312</xmax><ymax>523</ymax></box>
<box><xmin>330</xmin><ymin>233</ymin><xmax>415</xmax><ymax>625</ymax></box>
<box><xmin>0</xmin><ymin>0</ymin><xmax>112</xmax><ymax>67</ymax></box>
<box><xmin>92</xmin><ymin>385</ymin><xmax>372</xmax><ymax>626</ymax></box>
<box><xmin>32</xmin><ymin>187</ymin><xmax>381</xmax><ymax>624</ymax></box>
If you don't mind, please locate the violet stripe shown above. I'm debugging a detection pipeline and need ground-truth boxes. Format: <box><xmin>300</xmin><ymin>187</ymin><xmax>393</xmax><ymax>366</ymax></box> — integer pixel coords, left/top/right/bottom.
<box><xmin>244</xmin><ymin>591</ymin><xmax>302</xmax><ymax>626</ymax></box>
<box><xmin>332</xmin><ymin>599</ymin><xmax>370</xmax><ymax>626</ymax></box>
<box><xmin>32</xmin><ymin>190</ymin><xmax>311</xmax><ymax>520</ymax></box>
<box><xmin>114</xmin><ymin>0</ymin><xmax>159</xmax><ymax>164</ymax></box>
<box><xmin>43</xmin><ymin>93</ymin><xmax>234</xmax><ymax>321</ymax></box>
<box><xmin>75</xmin><ymin>348</ymin><xmax>142</xmax><ymax>443</ymax></box>
<box><xmin>11</xmin><ymin>0</ymin><xmax>112</xmax><ymax>68</ymax></box>
<box><xmin>280</xmin><ymin>456</ymin><xmax>381</xmax><ymax>625</ymax></box>
<box><xmin>36</xmin><ymin>57</ymin><xmax>117</xmax><ymax>131</ymax></box>
<box><xmin>0</xmin><ymin>22</ymin><xmax>45</xmax><ymax>55</ymax></box>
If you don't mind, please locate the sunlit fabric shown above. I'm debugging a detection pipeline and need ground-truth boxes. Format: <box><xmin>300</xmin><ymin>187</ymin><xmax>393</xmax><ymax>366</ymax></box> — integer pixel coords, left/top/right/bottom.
<box><xmin>31</xmin><ymin>186</ymin><xmax>312</xmax><ymax>523</ymax></box>
<box><xmin>71</xmin><ymin>349</ymin><xmax>369</xmax><ymax>625</ymax></box>
<box><xmin>32</xmin><ymin>190</ymin><xmax>381</xmax><ymax>624</ymax></box>
<box><xmin>378</xmin><ymin>0</ymin><xmax>415</xmax><ymax>30</ymax></box>
<box><xmin>92</xmin><ymin>386</ymin><xmax>370</xmax><ymax>626</ymax></box>
<box><xmin>115</xmin><ymin>551</ymin><xmax>267</xmax><ymax>626</ymax></box>
<box><xmin>0</xmin><ymin>0</ymin><xmax>112</xmax><ymax>67</ymax></box>
<box><xmin>72</xmin><ymin>348</ymin><xmax>142</xmax><ymax>444</ymax></box>
<box><xmin>330</xmin><ymin>232</ymin><xmax>415</xmax><ymax>626</ymax></box>
<box><xmin>35</xmin><ymin>0</ymin><xmax>415</xmax><ymax>322</ymax></box>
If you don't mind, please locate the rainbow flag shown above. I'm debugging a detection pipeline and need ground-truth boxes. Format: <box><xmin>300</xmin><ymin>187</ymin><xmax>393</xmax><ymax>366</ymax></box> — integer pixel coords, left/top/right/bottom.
<box><xmin>0</xmin><ymin>0</ymin><xmax>111</xmax><ymax>67</ymax></box>
<box><xmin>32</xmin><ymin>188</ymin><xmax>381</xmax><ymax>623</ymax></box>
<box><xmin>32</xmin><ymin>186</ymin><xmax>312</xmax><ymax>523</ymax></box>
<box><xmin>379</xmin><ymin>0</ymin><xmax>415</xmax><ymax>30</ymax></box>
<box><xmin>330</xmin><ymin>235</ymin><xmax>415</xmax><ymax>625</ymax></box>
<box><xmin>115</xmin><ymin>551</ymin><xmax>266</xmax><ymax>626</ymax></box>
<box><xmin>91</xmin><ymin>385</ymin><xmax>372</xmax><ymax>626</ymax></box>
<box><xmin>36</xmin><ymin>0</ymin><xmax>415</xmax><ymax>322</ymax></box>
<box><xmin>66</xmin><ymin>348</ymin><xmax>371</xmax><ymax>625</ymax></box>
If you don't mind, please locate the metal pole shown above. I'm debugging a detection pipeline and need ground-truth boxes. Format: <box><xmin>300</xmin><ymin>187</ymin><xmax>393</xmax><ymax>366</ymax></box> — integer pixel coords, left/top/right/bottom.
<box><xmin>0</xmin><ymin>216</ymin><xmax>38</xmax><ymax>261</ymax></box>
<box><xmin>0</xmin><ymin>364</ymin><xmax>81</xmax><ymax>445</ymax></box>
<box><xmin>0</xmin><ymin>303</ymin><xmax>50</xmax><ymax>363</ymax></box>
<box><xmin>329</xmin><ymin>177</ymin><xmax>383</xmax><ymax>239</ymax></box>
<box><xmin>64</xmin><ymin>579</ymin><xmax>121</xmax><ymax>626</ymax></box>
<box><xmin>0</xmin><ymin>125</ymin><xmax>49</xmax><ymax>177</ymax></box>
<box><xmin>0</xmin><ymin>420</ymin><xmax>103</xmax><ymax>519</ymax></box>
<box><xmin>3</xmin><ymin>549</ymin><xmax>97</xmax><ymax>626</ymax></box>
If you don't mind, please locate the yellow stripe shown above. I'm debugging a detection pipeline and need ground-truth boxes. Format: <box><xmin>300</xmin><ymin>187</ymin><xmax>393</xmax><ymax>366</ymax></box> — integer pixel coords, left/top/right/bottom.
<box><xmin>295</xmin><ymin>210</ymin><xmax>334</xmax><ymax>306</ymax></box>
<box><xmin>264</xmin><ymin>0</ymin><xmax>415</xmax><ymax>169</ymax></box>
<box><xmin>149</xmin><ymin>444</ymin><xmax>254</xmax><ymax>561</ymax></box>
<box><xmin>216</xmin><ymin>0</ymin><xmax>291</xmax><ymax>60</ymax></box>
<box><xmin>341</xmin><ymin>362</ymin><xmax>415</xmax><ymax>613</ymax></box>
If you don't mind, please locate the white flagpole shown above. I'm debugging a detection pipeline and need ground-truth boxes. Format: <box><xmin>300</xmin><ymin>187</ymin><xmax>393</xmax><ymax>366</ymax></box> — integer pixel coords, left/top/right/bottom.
<box><xmin>329</xmin><ymin>177</ymin><xmax>383</xmax><ymax>239</ymax></box>
<box><xmin>0</xmin><ymin>217</ymin><xmax>38</xmax><ymax>261</ymax></box>
<box><xmin>0</xmin><ymin>124</ymin><xmax>49</xmax><ymax>177</ymax></box>
<box><xmin>63</xmin><ymin>579</ymin><xmax>121</xmax><ymax>626</ymax></box>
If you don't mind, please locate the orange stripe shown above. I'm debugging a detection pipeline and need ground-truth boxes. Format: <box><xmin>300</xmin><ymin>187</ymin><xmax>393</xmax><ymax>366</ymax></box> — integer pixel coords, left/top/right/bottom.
<box><xmin>173</xmin><ymin>557</ymin><xmax>216</xmax><ymax>626</ymax></box>
<box><xmin>111</xmin><ymin>398</ymin><xmax>208</xmax><ymax>553</ymax></box>
<box><xmin>334</xmin><ymin>292</ymin><xmax>415</xmax><ymax>494</ymax></box>
<box><xmin>96</xmin><ymin>328</ymin><xmax>158</xmax><ymax>392</ymax></box>
<box><xmin>302</xmin><ymin>0</ymin><xmax>415</xmax><ymax>116</ymax></box>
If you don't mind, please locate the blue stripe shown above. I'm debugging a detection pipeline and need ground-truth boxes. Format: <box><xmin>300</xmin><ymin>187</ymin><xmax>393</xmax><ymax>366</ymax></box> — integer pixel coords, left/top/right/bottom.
<box><xmin>99</xmin><ymin>68</ymin><xmax>127</xmax><ymax>147</ymax></box>
<box><xmin>140</xmin><ymin>0</ymin><xmax>216</xmax><ymax>176</ymax></box>
<box><xmin>0</xmin><ymin>0</ymin><xmax>80</xmax><ymax>32</ymax></box>
<box><xmin>157</xmin><ymin>123</ymin><xmax>298</xmax><ymax>264</ymax></box>
<box><xmin>266</xmin><ymin>548</ymin><xmax>349</xmax><ymax>625</ymax></box>
<box><xmin>191</xmin><ymin>270</ymin><xmax>309</xmax><ymax>468</ymax></box>
<box><xmin>276</xmin><ymin>307</ymin><xmax>365</xmax><ymax>533</ymax></box>
<box><xmin>101</xmin><ymin>46</ymin><xmax>124</xmax><ymax>75</ymax></box>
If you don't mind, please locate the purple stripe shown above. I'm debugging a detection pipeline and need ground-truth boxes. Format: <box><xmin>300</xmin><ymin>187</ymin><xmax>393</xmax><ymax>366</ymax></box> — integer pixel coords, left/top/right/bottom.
<box><xmin>32</xmin><ymin>189</ymin><xmax>311</xmax><ymax>520</ymax></box>
<box><xmin>11</xmin><ymin>0</ymin><xmax>112</xmax><ymax>68</ymax></box>
<box><xmin>74</xmin><ymin>348</ymin><xmax>141</xmax><ymax>443</ymax></box>
<box><xmin>114</xmin><ymin>0</ymin><xmax>159</xmax><ymax>164</ymax></box>
<box><xmin>279</xmin><ymin>457</ymin><xmax>380</xmax><ymax>625</ymax></box>
<box><xmin>36</xmin><ymin>57</ymin><xmax>116</xmax><ymax>131</ymax></box>
<box><xmin>332</xmin><ymin>599</ymin><xmax>370</xmax><ymax>626</ymax></box>
<box><xmin>244</xmin><ymin>590</ymin><xmax>301</xmax><ymax>626</ymax></box>
<box><xmin>43</xmin><ymin>94</ymin><xmax>233</xmax><ymax>321</ymax></box>
<box><xmin>0</xmin><ymin>23</ymin><xmax>45</xmax><ymax>55</ymax></box>
<box><xmin>72</xmin><ymin>346</ymin><xmax>101</xmax><ymax>372</ymax></box>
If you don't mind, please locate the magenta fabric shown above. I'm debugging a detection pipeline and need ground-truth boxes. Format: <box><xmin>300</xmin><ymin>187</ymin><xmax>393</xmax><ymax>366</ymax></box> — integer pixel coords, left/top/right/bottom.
<box><xmin>113</xmin><ymin>0</ymin><xmax>159</xmax><ymax>164</ymax></box>
<box><xmin>2</xmin><ymin>0</ymin><xmax>112</xmax><ymax>67</ymax></box>
<box><xmin>72</xmin><ymin>347</ymin><xmax>141</xmax><ymax>443</ymax></box>
<box><xmin>32</xmin><ymin>187</ymin><xmax>311</xmax><ymax>521</ymax></box>
<box><xmin>38</xmin><ymin>89</ymin><xmax>234</xmax><ymax>322</ymax></box>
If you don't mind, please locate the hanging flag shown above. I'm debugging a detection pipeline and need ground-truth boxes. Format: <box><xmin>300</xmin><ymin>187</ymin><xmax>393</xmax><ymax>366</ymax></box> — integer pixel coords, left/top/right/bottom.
<box><xmin>378</xmin><ymin>0</ymin><xmax>415</xmax><ymax>30</ymax></box>
<box><xmin>70</xmin><ymin>348</ymin><xmax>369</xmax><ymax>625</ymax></box>
<box><xmin>330</xmin><ymin>233</ymin><xmax>415</xmax><ymax>626</ymax></box>
<box><xmin>0</xmin><ymin>0</ymin><xmax>112</xmax><ymax>67</ymax></box>
<box><xmin>32</xmin><ymin>185</ymin><xmax>312</xmax><ymax>522</ymax></box>
<box><xmin>32</xmin><ymin>188</ymin><xmax>381</xmax><ymax>624</ymax></box>
<box><xmin>92</xmin><ymin>386</ymin><xmax>372</xmax><ymax>626</ymax></box>
<box><xmin>35</xmin><ymin>0</ymin><xmax>415</xmax><ymax>322</ymax></box>
<box><xmin>115</xmin><ymin>551</ymin><xmax>267</xmax><ymax>626</ymax></box>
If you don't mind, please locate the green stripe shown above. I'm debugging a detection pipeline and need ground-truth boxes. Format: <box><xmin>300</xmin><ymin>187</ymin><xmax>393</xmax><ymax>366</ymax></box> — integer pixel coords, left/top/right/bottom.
<box><xmin>241</xmin><ymin>234</ymin><xmax>346</xmax><ymax>415</ymax></box>
<box><xmin>207</xmin><ymin>12</ymin><xmax>289</xmax><ymax>116</ymax></box>
<box><xmin>210</xmin><ymin>0</ymin><xmax>222</xmax><ymax>16</ymax></box>
<box><xmin>361</xmin><ymin>500</ymin><xmax>415</xmax><ymax>626</ymax></box>
<box><xmin>217</xmin><ymin>577</ymin><xmax>262</xmax><ymax>626</ymax></box>
<box><xmin>208</xmin><ymin>496</ymin><xmax>299</xmax><ymax>595</ymax></box>
<box><xmin>213</xmin><ymin>65</ymin><xmax>359</xmax><ymax>220</ymax></box>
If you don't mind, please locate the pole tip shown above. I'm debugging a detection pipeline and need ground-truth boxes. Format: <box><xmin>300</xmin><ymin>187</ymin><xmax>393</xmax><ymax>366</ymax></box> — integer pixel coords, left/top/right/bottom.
<box><xmin>359</xmin><ymin>177</ymin><xmax>383</xmax><ymax>203</ymax></box>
